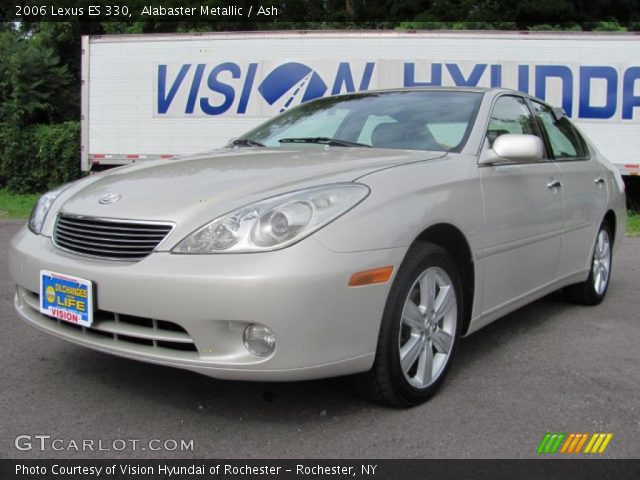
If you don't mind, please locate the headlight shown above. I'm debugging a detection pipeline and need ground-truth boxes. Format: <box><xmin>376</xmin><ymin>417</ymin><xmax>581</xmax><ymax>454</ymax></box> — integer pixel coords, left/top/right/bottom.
<box><xmin>172</xmin><ymin>183</ymin><xmax>369</xmax><ymax>253</ymax></box>
<box><xmin>28</xmin><ymin>184</ymin><xmax>70</xmax><ymax>234</ymax></box>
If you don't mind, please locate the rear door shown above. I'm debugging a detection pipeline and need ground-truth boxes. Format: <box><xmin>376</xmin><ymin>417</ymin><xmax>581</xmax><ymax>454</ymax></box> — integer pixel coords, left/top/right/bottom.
<box><xmin>530</xmin><ymin>101</ymin><xmax>608</xmax><ymax>279</ymax></box>
<box><xmin>479</xmin><ymin>95</ymin><xmax>563</xmax><ymax>316</ymax></box>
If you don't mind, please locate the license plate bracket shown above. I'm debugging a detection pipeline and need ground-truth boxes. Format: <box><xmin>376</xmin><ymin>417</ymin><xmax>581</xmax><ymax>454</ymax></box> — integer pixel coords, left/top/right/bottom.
<box><xmin>39</xmin><ymin>270</ymin><xmax>94</xmax><ymax>327</ymax></box>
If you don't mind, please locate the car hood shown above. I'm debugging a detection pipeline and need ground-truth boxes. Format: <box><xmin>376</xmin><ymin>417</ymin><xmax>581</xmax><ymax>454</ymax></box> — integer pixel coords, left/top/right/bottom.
<box><xmin>59</xmin><ymin>147</ymin><xmax>444</xmax><ymax>227</ymax></box>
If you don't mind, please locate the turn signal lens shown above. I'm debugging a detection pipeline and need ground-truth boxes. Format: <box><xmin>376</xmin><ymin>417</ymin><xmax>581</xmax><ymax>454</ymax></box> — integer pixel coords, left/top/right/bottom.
<box><xmin>348</xmin><ymin>266</ymin><xmax>394</xmax><ymax>287</ymax></box>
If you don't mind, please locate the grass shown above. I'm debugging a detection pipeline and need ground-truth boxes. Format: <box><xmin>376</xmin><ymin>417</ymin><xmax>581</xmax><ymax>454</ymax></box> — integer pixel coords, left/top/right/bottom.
<box><xmin>1</xmin><ymin>188</ymin><xmax>640</xmax><ymax>236</ymax></box>
<box><xmin>627</xmin><ymin>212</ymin><xmax>640</xmax><ymax>237</ymax></box>
<box><xmin>0</xmin><ymin>189</ymin><xmax>39</xmax><ymax>219</ymax></box>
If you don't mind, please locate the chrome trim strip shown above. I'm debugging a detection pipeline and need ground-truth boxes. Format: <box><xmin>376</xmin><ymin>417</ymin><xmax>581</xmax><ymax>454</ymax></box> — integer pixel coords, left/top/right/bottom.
<box><xmin>58</xmin><ymin>212</ymin><xmax>175</xmax><ymax>227</ymax></box>
<box><xmin>55</xmin><ymin>231</ymin><xmax>160</xmax><ymax>247</ymax></box>
<box><xmin>55</xmin><ymin>240</ymin><xmax>154</xmax><ymax>256</ymax></box>
<box><xmin>56</xmin><ymin>230</ymin><xmax>162</xmax><ymax>245</ymax></box>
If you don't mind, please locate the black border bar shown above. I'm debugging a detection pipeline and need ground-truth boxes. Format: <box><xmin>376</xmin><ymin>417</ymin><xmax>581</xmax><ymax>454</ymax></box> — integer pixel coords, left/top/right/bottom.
<box><xmin>2</xmin><ymin>459</ymin><xmax>640</xmax><ymax>480</ymax></box>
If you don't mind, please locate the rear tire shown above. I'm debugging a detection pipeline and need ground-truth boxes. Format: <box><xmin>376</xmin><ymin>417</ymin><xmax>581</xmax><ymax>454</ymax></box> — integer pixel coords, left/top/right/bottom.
<box><xmin>564</xmin><ymin>222</ymin><xmax>613</xmax><ymax>306</ymax></box>
<box><xmin>355</xmin><ymin>243</ymin><xmax>462</xmax><ymax>407</ymax></box>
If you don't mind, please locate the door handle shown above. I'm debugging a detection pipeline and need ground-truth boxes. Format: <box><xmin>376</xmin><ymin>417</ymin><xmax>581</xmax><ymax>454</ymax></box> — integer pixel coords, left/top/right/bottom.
<box><xmin>594</xmin><ymin>177</ymin><xmax>605</xmax><ymax>186</ymax></box>
<box><xmin>546</xmin><ymin>180</ymin><xmax>562</xmax><ymax>190</ymax></box>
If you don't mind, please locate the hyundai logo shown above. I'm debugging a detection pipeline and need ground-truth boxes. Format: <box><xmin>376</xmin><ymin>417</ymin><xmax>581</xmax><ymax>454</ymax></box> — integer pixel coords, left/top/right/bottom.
<box><xmin>98</xmin><ymin>194</ymin><xmax>122</xmax><ymax>205</ymax></box>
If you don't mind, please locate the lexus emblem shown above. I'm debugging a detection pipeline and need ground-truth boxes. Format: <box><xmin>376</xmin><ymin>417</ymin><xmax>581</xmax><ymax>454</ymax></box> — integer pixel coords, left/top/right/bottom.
<box><xmin>98</xmin><ymin>194</ymin><xmax>122</xmax><ymax>205</ymax></box>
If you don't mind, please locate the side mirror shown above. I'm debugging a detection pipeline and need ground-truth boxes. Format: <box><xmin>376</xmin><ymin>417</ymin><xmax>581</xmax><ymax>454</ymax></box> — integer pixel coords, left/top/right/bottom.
<box><xmin>479</xmin><ymin>134</ymin><xmax>544</xmax><ymax>165</ymax></box>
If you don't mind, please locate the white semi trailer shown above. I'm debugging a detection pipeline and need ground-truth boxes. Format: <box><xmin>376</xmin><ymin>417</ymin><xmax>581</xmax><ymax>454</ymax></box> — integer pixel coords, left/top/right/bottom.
<box><xmin>81</xmin><ymin>30</ymin><xmax>640</xmax><ymax>175</ymax></box>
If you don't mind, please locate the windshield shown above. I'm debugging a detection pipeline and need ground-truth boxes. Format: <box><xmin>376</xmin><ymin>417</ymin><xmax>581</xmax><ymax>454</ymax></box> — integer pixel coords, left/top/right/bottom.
<box><xmin>240</xmin><ymin>91</ymin><xmax>482</xmax><ymax>152</ymax></box>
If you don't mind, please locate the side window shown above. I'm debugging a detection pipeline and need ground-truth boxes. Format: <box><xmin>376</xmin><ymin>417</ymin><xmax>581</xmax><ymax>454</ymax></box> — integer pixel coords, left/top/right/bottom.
<box><xmin>487</xmin><ymin>96</ymin><xmax>538</xmax><ymax>147</ymax></box>
<box><xmin>532</xmin><ymin>102</ymin><xmax>589</xmax><ymax>161</ymax></box>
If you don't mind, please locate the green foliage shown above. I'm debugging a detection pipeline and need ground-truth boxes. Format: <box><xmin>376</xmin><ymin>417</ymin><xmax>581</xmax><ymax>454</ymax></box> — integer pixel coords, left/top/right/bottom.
<box><xmin>527</xmin><ymin>23</ymin><xmax>583</xmax><ymax>31</ymax></box>
<box><xmin>628</xmin><ymin>213</ymin><xmax>640</xmax><ymax>237</ymax></box>
<box><xmin>0</xmin><ymin>189</ymin><xmax>40</xmax><ymax>219</ymax></box>
<box><xmin>0</xmin><ymin>122</ymin><xmax>82</xmax><ymax>194</ymax></box>
<box><xmin>0</xmin><ymin>29</ymin><xmax>73</xmax><ymax>125</ymax></box>
<box><xmin>398</xmin><ymin>21</ymin><xmax>518</xmax><ymax>30</ymax></box>
<box><xmin>591</xmin><ymin>21</ymin><xmax>628</xmax><ymax>31</ymax></box>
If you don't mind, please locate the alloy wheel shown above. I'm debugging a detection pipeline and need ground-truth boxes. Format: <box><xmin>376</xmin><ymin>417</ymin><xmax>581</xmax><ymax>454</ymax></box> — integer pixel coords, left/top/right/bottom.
<box><xmin>398</xmin><ymin>267</ymin><xmax>457</xmax><ymax>389</ymax></box>
<box><xmin>592</xmin><ymin>229</ymin><xmax>611</xmax><ymax>295</ymax></box>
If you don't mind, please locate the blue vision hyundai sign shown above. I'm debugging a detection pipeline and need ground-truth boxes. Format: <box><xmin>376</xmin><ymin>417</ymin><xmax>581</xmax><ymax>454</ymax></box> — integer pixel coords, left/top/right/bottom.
<box><xmin>155</xmin><ymin>60</ymin><xmax>640</xmax><ymax>120</ymax></box>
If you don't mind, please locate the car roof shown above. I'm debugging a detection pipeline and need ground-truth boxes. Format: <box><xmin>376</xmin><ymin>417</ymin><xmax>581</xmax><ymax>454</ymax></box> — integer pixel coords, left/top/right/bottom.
<box><xmin>323</xmin><ymin>86</ymin><xmax>525</xmax><ymax>97</ymax></box>
<box><xmin>320</xmin><ymin>86</ymin><xmax>550</xmax><ymax>109</ymax></box>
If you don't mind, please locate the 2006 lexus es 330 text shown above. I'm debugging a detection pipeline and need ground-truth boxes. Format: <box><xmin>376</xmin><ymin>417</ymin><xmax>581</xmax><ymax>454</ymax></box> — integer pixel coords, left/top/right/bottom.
<box><xmin>9</xmin><ymin>88</ymin><xmax>626</xmax><ymax>406</ymax></box>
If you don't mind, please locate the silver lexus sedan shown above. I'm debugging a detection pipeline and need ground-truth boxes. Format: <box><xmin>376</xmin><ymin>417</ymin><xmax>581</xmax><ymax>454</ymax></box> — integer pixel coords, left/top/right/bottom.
<box><xmin>9</xmin><ymin>88</ymin><xmax>626</xmax><ymax>406</ymax></box>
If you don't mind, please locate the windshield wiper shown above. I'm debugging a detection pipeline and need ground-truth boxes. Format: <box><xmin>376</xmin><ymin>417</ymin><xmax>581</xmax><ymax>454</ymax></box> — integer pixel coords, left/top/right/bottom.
<box><xmin>230</xmin><ymin>138</ymin><xmax>265</xmax><ymax>147</ymax></box>
<box><xmin>278</xmin><ymin>137</ymin><xmax>371</xmax><ymax>148</ymax></box>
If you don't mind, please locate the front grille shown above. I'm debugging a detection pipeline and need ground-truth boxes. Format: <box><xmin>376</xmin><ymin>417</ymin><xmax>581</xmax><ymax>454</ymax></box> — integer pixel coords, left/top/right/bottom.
<box><xmin>53</xmin><ymin>214</ymin><xmax>173</xmax><ymax>261</ymax></box>
<box><xmin>20</xmin><ymin>289</ymin><xmax>198</xmax><ymax>356</ymax></box>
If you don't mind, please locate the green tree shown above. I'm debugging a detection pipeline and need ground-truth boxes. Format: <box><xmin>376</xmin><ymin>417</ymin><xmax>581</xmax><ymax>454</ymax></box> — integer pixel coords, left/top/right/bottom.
<box><xmin>0</xmin><ymin>28</ymin><xmax>73</xmax><ymax>125</ymax></box>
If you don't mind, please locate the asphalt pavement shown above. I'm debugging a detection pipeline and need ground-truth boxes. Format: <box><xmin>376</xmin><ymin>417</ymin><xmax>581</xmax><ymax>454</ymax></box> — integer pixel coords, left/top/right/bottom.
<box><xmin>1</xmin><ymin>219</ymin><xmax>638</xmax><ymax>459</ymax></box>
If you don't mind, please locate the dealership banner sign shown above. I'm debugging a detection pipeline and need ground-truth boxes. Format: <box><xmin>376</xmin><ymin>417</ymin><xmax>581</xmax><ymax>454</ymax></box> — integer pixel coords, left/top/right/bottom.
<box><xmin>155</xmin><ymin>60</ymin><xmax>640</xmax><ymax>120</ymax></box>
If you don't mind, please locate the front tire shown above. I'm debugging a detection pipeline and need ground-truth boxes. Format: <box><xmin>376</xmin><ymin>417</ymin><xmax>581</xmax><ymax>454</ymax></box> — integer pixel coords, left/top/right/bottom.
<box><xmin>355</xmin><ymin>243</ymin><xmax>463</xmax><ymax>407</ymax></box>
<box><xmin>565</xmin><ymin>222</ymin><xmax>613</xmax><ymax>306</ymax></box>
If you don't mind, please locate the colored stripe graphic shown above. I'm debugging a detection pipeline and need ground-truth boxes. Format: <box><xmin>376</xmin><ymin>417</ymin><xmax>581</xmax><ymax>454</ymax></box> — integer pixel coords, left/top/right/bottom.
<box><xmin>560</xmin><ymin>433</ymin><xmax>589</xmax><ymax>453</ymax></box>
<box><xmin>560</xmin><ymin>434</ymin><xmax>575</xmax><ymax>453</ymax></box>
<box><xmin>537</xmin><ymin>433</ymin><xmax>566</xmax><ymax>453</ymax></box>
<box><xmin>584</xmin><ymin>433</ymin><xmax>613</xmax><ymax>454</ymax></box>
<box><xmin>538</xmin><ymin>433</ymin><xmax>613</xmax><ymax>454</ymax></box>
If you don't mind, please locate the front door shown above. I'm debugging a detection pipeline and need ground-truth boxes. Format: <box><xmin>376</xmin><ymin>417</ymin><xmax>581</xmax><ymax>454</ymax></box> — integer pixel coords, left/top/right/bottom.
<box><xmin>479</xmin><ymin>95</ymin><xmax>564</xmax><ymax>316</ymax></box>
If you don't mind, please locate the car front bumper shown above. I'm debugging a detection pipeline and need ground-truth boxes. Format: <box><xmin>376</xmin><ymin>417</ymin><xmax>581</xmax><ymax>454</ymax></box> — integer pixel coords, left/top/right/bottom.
<box><xmin>9</xmin><ymin>226</ymin><xmax>407</xmax><ymax>381</ymax></box>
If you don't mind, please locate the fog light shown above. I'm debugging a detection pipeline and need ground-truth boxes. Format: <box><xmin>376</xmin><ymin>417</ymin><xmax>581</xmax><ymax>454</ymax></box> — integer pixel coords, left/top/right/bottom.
<box><xmin>243</xmin><ymin>324</ymin><xmax>276</xmax><ymax>356</ymax></box>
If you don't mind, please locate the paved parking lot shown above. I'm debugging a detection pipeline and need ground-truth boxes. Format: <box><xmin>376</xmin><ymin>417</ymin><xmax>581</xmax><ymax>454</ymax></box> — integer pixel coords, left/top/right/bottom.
<box><xmin>1</xmin><ymin>219</ymin><xmax>638</xmax><ymax>459</ymax></box>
